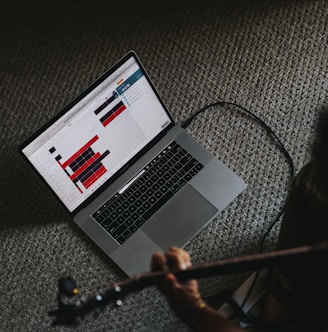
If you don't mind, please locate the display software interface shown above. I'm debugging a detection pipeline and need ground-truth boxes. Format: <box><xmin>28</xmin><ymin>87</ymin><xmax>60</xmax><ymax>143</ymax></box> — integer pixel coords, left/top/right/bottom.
<box><xmin>22</xmin><ymin>57</ymin><xmax>172</xmax><ymax>212</ymax></box>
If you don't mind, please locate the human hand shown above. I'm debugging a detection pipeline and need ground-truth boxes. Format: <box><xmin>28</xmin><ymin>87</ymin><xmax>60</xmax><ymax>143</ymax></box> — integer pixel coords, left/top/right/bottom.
<box><xmin>151</xmin><ymin>247</ymin><xmax>206</xmax><ymax>325</ymax></box>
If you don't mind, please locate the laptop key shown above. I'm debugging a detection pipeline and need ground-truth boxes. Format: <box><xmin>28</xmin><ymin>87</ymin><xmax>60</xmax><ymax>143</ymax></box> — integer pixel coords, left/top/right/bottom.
<box><xmin>117</xmin><ymin>236</ymin><xmax>126</xmax><ymax>244</ymax></box>
<box><xmin>111</xmin><ymin>224</ymin><xmax>128</xmax><ymax>238</ymax></box>
<box><xmin>172</xmin><ymin>185</ymin><xmax>181</xmax><ymax>193</ymax></box>
<box><xmin>136</xmin><ymin>218</ymin><xmax>145</xmax><ymax>228</ymax></box>
<box><xmin>143</xmin><ymin>190</ymin><xmax>174</xmax><ymax>220</ymax></box>
<box><xmin>93</xmin><ymin>213</ymin><xmax>104</xmax><ymax>222</ymax></box>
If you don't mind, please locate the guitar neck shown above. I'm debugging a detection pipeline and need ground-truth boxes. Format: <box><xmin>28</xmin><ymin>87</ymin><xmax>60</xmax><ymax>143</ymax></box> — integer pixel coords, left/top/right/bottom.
<box><xmin>50</xmin><ymin>241</ymin><xmax>328</xmax><ymax>326</ymax></box>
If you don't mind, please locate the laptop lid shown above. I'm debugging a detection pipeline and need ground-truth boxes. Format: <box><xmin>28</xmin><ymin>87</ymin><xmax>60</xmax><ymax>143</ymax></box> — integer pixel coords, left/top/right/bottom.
<box><xmin>19</xmin><ymin>51</ymin><xmax>175</xmax><ymax>215</ymax></box>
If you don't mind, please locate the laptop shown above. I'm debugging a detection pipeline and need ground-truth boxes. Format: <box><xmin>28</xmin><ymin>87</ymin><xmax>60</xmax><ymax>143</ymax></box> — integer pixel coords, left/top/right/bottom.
<box><xmin>19</xmin><ymin>50</ymin><xmax>246</xmax><ymax>276</ymax></box>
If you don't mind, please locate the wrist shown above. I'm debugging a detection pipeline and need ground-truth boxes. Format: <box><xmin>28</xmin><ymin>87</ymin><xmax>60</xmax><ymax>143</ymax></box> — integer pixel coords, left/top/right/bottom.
<box><xmin>187</xmin><ymin>297</ymin><xmax>208</xmax><ymax>330</ymax></box>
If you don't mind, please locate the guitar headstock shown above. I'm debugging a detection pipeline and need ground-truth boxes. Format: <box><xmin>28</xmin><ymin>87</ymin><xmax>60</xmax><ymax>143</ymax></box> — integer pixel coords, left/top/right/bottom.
<box><xmin>48</xmin><ymin>275</ymin><xmax>141</xmax><ymax>326</ymax></box>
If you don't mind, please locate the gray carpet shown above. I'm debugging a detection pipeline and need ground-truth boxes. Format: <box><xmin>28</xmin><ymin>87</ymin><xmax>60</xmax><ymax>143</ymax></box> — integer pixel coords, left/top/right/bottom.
<box><xmin>1</xmin><ymin>0</ymin><xmax>327</xmax><ymax>331</ymax></box>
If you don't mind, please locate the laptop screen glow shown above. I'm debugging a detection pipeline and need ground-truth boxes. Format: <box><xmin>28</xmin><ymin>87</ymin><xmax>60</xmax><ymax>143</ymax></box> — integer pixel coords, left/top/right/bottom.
<box><xmin>22</xmin><ymin>56</ymin><xmax>172</xmax><ymax>212</ymax></box>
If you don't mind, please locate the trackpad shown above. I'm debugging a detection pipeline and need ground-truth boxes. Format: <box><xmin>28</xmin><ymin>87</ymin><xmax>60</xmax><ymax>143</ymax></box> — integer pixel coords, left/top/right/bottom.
<box><xmin>143</xmin><ymin>185</ymin><xmax>218</xmax><ymax>250</ymax></box>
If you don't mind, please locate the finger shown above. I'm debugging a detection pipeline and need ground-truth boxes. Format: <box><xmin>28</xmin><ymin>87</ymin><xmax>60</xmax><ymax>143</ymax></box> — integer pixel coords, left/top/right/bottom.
<box><xmin>166</xmin><ymin>247</ymin><xmax>191</xmax><ymax>270</ymax></box>
<box><xmin>150</xmin><ymin>252</ymin><xmax>168</xmax><ymax>272</ymax></box>
<box><xmin>165</xmin><ymin>273</ymin><xmax>180</xmax><ymax>296</ymax></box>
<box><xmin>169</xmin><ymin>247</ymin><xmax>192</xmax><ymax>265</ymax></box>
<box><xmin>166</xmin><ymin>273</ymin><xmax>178</xmax><ymax>287</ymax></box>
<box><xmin>165</xmin><ymin>273</ymin><xmax>201</xmax><ymax>308</ymax></box>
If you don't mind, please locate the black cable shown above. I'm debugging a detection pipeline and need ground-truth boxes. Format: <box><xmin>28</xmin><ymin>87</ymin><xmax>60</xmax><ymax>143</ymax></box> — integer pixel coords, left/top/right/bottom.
<box><xmin>181</xmin><ymin>100</ymin><xmax>295</xmax><ymax>321</ymax></box>
<box><xmin>181</xmin><ymin>101</ymin><xmax>295</xmax><ymax>180</ymax></box>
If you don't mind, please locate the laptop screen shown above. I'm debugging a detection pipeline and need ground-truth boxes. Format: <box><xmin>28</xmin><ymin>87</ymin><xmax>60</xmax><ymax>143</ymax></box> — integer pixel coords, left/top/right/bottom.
<box><xmin>20</xmin><ymin>52</ymin><xmax>173</xmax><ymax>213</ymax></box>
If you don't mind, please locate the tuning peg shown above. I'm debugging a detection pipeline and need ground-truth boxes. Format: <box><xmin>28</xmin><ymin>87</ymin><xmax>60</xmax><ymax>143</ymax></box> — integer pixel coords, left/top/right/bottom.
<box><xmin>112</xmin><ymin>284</ymin><xmax>123</xmax><ymax>306</ymax></box>
<box><xmin>116</xmin><ymin>299</ymin><xmax>123</xmax><ymax>306</ymax></box>
<box><xmin>58</xmin><ymin>276</ymin><xmax>79</xmax><ymax>298</ymax></box>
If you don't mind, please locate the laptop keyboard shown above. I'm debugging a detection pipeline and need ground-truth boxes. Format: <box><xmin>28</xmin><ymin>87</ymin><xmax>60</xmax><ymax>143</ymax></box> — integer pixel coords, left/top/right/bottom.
<box><xmin>92</xmin><ymin>141</ymin><xmax>204</xmax><ymax>244</ymax></box>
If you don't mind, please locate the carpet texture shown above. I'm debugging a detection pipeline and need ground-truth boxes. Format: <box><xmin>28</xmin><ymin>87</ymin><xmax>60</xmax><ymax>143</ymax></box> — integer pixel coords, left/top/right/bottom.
<box><xmin>0</xmin><ymin>0</ymin><xmax>327</xmax><ymax>331</ymax></box>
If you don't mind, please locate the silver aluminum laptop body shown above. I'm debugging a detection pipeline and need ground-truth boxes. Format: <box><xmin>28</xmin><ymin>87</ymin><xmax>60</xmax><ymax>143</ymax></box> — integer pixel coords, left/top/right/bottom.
<box><xmin>19</xmin><ymin>51</ymin><xmax>246</xmax><ymax>276</ymax></box>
